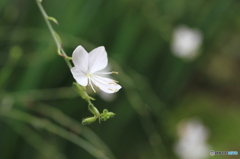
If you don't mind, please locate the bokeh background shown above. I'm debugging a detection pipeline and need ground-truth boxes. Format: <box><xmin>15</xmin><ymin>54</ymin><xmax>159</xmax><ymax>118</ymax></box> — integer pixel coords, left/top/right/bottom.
<box><xmin>1</xmin><ymin>0</ymin><xmax>240</xmax><ymax>159</ymax></box>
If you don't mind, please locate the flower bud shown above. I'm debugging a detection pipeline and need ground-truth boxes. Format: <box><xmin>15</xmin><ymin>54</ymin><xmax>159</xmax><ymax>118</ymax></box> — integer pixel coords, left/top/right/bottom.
<box><xmin>73</xmin><ymin>82</ymin><xmax>89</xmax><ymax>101</ymax></box>
<box><xmin>88</xmin><ymin>104</ymin><xmax>100</xmax><ymax>115</ymax></box>
<box><xmin>100</xmin><ymin>109</ymin><xmax>116</xmax><ymax>121</ymax></box>
<box><xmin>82</xmin><ymin>116</ymin><xmax>97</xmax><ymax>125</ymax></box>
<box><xmin>103</xmin><ymin>109</ymin><xmax>108</xmax><ymax>114</ymax></box>
<box><xmin>106</xmin><ymin>112</ymin><xmax>115</xmax><ymax>118</ymax></box>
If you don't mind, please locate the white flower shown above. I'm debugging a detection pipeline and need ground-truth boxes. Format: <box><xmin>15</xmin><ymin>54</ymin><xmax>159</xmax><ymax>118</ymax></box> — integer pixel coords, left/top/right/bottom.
<box><xmin>174</xmin><ymin>118</ymin><xmax>210</xmax><ymax>159</ymax></box>
<box><xmin>71</xmin><ymin>45</ymin><xmax>122</xmax><ymax>94</ymax></box>
<box><xmin>171</xmin><ymin>25</ymin><xmax>203</xmax><ymax>60</ymax></box>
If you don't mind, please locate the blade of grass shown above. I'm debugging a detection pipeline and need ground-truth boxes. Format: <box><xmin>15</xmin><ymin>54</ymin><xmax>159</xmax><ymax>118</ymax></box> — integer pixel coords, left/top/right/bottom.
<box><xmin>0</xmin><ymin>109</ymin><xmax>111</xmax><ymax>159</ymax></box>
<box><xmin>3</xmin><ymin>119</ymin><xmax>68</xmax><ymax>159</ymax></box>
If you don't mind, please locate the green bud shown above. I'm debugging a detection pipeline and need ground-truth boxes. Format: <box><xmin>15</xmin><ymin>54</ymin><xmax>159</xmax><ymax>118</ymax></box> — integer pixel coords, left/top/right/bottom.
<box><xmin>106</xmin><ymin>112</ymin><xmax>115</xmax><ymax>118</ymax></box>
<box><xmin>88</xmin><ymin>104</ymin><xmax>100</xmax><ymax>115</ymax></box>
<box><xmin>100</xmin><ymin>109</ymin><xmax>116</xmax><ymax>121</ymax></box>
<box><xmin>82</xmin><ymin>116</ymin><xmax>97</xmax><ymax>125</ymax></box>
<box><xmin>73</xmin><ymin>82</ymin><xmax>95</xmax><ymax>101</ymax></box>
<box><xmin>103</xmin><ymin>109</ymin><xmax>108</xmax><ymax>114</ymax></box>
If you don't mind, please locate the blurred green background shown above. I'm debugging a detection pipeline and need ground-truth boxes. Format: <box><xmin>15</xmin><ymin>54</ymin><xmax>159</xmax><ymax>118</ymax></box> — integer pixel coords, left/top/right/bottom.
<box><xmin>1</xmin><ymin>0</ymin><xmax>240</xmax><ymax>159</ymax></box>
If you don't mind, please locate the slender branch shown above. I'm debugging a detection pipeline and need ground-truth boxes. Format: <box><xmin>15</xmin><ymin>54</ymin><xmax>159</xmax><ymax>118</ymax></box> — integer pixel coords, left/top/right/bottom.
<box><xmin>36</xmin><ymin>0</ymin><xmax>72</xmax><ymax>69</ymax></box>
<box><xmin>35</xmin><ymin>0</ymin><xmax>102</xmax><ymax>122</ymax></box>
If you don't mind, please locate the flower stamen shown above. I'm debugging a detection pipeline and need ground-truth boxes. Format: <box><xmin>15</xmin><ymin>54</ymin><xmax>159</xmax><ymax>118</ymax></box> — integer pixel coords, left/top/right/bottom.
<box><xmin>108</xmin><ymin>83</ymin><xmax>119</xmax><ymax>85</ymax></box>
<box><xmin>112</xmin><ymin>79</ymin><xmax>119</xmax><ymax>83</ymax></box>
<box><xmin>94</xmin><ymin>71</ymin><xmax>118</xmax><ymax>75</ymax></box>
<box><xmin>88</xmin><ymin>78</ymin><xmax>96</xmax><ymax>93</ymax></box>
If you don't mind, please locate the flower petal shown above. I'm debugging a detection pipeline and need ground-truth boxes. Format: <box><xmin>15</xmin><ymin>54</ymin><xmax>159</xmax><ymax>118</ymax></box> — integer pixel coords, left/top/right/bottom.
<box><xmin>71</xmin><ymin>67</ymin><xmax>88</xmax><ymax>86</ymax></box>
<box><xmin>91</xmin><ymin>75</ymin><xmax>121</xmax><ymax>93</ymax></box>
<box><xmin>89</xmin><ymin>46</ymin><xmax>108</xmax><ymax>73</ymax></box>
<box><xmin>72</xmin><ymin>45</ymin><xmax>89</xmax><ymax>73</ymax></box>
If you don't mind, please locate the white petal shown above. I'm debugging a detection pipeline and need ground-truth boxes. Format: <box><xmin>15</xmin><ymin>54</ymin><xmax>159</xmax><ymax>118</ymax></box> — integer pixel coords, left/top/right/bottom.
<box><xmin>71</xmin><ymin>67</ymin><xmax>88</xmax><ymax>86</ymax></box>
<box><xmin>91</xmin><ymin>75</ymin><xmax>121</xmax><ymax>93</ymax></box>
<box><xmin>89</xmin><ymin>46</ymin><xmax>108</xmax><ymax>73</ymax></box>
<box><xmin>72</xmin><ymin>45</ymin><xmax>89</xmax><ymax>73</ymax></box>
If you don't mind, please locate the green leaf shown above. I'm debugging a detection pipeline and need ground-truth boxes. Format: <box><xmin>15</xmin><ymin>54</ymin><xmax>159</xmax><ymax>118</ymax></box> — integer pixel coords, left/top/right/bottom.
<box><xmin>47</xmin><ymin>16</ymin><xmax>59</xmax><ymax>25</ymax></box>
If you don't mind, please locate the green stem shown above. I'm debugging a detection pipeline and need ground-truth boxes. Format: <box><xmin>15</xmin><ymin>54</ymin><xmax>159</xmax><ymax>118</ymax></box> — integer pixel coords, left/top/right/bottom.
<box><xmin>35</xmin><ymin>0</ymin><xmax>101</xmax><ymax>117</ymax></box>
<box><xmin>35</xmin><ymin>0</ymin><xmax>72</xmax><ymax>69</ymax></box>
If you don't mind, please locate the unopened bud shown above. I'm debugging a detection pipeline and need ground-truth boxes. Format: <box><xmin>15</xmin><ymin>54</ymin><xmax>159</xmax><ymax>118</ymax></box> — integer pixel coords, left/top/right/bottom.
<box><xmin>103</xmin><ymin>109</ymin><xmax>108</xmax><ymax>114</ymax></box>
<box><xmin>106</xmin><ymin>112</ymin><xmax>115</xmax><ymax>118</ymax></box>
<box><xmin>73</xmin><ymin>82</ymin><xmax>95</xmax><ymax>101</ymax></box>
<box><xmin>88</xmin><ymin>104</ymin><xmax>99</xmax><ymax>115</ymax></box>
<box><xmin>100</xmin><ymin>109</ymin><xmax>116</xmax><ymax>121</ymax></box>
<box><xmin>82</xmin><ymin>116</ymin><xmax>97</xmax><ymax>125</ymax></box>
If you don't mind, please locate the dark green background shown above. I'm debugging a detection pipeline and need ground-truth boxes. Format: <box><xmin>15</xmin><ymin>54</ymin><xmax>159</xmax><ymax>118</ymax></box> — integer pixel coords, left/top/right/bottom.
<box><xmin>0</xmin><ymin>0</ymin><xmax>240</xmax><ymax>159</ymax></box>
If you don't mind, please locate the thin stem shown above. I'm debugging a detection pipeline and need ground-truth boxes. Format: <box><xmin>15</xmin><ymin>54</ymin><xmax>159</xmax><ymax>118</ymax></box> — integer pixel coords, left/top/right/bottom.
<box><xmin>35</xmin><ymin>0</ymin><xmax>101</xmax><ymax>117</ymax></box>
<box><xmin>36</xmin><ymin>0</ymin><xmax>72</xmax><ymax>69</ymax></box>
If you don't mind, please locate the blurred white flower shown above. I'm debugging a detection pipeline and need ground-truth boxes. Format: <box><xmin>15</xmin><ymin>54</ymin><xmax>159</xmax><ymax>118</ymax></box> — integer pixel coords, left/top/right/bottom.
<box><xmin>171</xmin><ymin>25</ymin><xmax>203</xmax><ymax>60</ymax></box>
<box><xmin>71</xmin><ymin>45</ymin><xmax>122</xmax><ymax>93</ymax></box>
<box><xmin>174</xmin><ymin>118</ymin><xmax>210</xmax><ymax>159</ymax></box>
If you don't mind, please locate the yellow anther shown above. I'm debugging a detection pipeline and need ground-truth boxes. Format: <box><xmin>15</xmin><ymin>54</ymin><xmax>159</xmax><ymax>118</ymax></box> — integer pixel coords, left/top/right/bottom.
<box><xmin>111</xmin><ymin>79</ymin><xmax>119</xmax><ymax>83</ymax></box>
<box><xmin>109</xmin><ymin>83</ymin><xmax>119</xmax><ymax>85</ymax></box>
<box><xmin>112</xmin><ymin>71</ymin><xmax>118</xmax><ymax>74</ymax></box>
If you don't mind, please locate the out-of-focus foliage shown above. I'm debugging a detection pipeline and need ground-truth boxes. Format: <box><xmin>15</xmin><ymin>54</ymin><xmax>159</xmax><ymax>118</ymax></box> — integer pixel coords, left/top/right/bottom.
<box><xmin>1</xmin><ymin>0</ymin><xmax>240</xmax><ymax>159</ymax></box>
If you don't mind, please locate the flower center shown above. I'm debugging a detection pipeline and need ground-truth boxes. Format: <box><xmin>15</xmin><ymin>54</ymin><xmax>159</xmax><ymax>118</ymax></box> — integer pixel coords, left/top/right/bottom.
<box><xmin>86</xmin><ymin>73</ymin><xmax>92</xmax><ymax>78</ymax></box>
